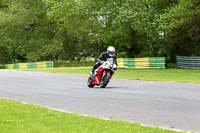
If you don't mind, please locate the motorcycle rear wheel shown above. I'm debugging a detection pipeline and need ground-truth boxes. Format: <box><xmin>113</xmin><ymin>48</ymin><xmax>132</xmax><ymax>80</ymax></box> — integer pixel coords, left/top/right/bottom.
<box><xmin>87</xmin><ymin>76</ymin><xmax>95</xmax><ymax>88</ymax></box>
<box><xmin>100</xmin><ymin>72</ymin><xmax>111</xmax><ymax>88</ymax></box>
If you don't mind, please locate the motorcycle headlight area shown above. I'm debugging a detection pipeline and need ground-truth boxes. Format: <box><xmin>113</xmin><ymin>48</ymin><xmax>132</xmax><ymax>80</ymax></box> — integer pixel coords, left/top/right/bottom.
<box><xmin>105</xmin><ymin>63</ymin><xmax>111</xmax><ymax>69</ymax></box>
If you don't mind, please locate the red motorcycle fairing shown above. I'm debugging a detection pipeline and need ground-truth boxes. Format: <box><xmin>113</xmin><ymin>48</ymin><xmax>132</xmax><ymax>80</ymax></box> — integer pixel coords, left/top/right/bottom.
<box><xmin>91</xmin><ymin>67</ymin><xmax>112</xmax><ymax>85</ymax></box>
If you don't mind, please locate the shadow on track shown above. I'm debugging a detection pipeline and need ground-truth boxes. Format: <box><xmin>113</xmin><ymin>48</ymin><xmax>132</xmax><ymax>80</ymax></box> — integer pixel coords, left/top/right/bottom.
<box><xmin>93</xmin><ymin>86</ymin><xmax>123</xmax><ymax>89</ymax></box>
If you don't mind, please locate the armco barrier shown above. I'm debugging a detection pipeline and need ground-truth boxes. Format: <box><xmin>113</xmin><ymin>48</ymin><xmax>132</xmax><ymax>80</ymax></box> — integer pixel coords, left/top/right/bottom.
<box><xmin>19</xmin><ymin>63</ymin><xmax>28</xmax><ymax>69</ymax></box>
<box><xmin>28</xmin><ymin>62</ymin><xmax>37</xmax><ymax>68</ymax></box>
<box><xmin>117</xmin><ymin>57</ymin><xmax>166</xmax><ymax>69</ymax></box>
<box><xmin>5</xmin><ymin>61</ymin><xmax>53</xmax><ymax>69</ymax></box>
<box><xmin>176</xmin><ymin>56</ymin><xmax>200</xmax><ymax>69</ymax></box>
<box><xmin>5</xmin><ymin>64</ymin><xmax>8</xmax><ymax>69</ymax></box>
<box><xmin>124</xmin><ymin>58</ymin><xmax>135</xmax><ymax>68</ymax></box>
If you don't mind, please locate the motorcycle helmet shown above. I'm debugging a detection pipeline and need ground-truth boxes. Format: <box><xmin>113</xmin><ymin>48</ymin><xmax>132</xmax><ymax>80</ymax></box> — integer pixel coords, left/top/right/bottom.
<box><xmin>107</xmin><ymin>46</ymin><xmax>115</xmax><ymax>57</ymax></box>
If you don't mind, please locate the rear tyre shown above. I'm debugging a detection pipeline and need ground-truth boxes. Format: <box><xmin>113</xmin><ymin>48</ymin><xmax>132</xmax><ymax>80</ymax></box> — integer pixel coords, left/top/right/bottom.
<box><xmin>87</xmin><ymin>76</ymin><xmax>95</xmax><ymax>88</ymax></box>
<box><xmin>100</xmin><ymin>72</ymin><xmax>111</xmax><ymax>88</ymax></box>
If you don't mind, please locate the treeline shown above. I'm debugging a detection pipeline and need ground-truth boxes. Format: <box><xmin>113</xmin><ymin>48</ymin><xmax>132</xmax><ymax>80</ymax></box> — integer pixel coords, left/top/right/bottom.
<box><xmin>0</xmin><ymin>0</ymin><xmax>200</xmax><ymax>63</ymax></box>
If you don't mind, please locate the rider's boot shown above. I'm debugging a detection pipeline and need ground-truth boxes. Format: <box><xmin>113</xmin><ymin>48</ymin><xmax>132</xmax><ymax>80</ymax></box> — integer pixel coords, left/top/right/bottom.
<box><xmin>90</xmin><ymin>71</ymin><xmax>94</xmax><ymax>78</ymax></box>
<box><xmin>90</xmin><ymin>66</ymin><xmax>96</xmax><ymax>78</ymax></box>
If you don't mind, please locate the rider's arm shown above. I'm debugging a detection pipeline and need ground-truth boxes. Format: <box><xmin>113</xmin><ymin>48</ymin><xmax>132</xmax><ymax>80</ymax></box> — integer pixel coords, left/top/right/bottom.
<box><xmin>97</xmin><ymin>55</ymin><xmax>103</xmax><ymax>63</ymax></box>
<box><xmin>97</xmin><ymin>52</ymin><xmax>106</xmax><ymax>63</ymax></box>
<box><xmin>97</xmin><ymin>58</ymin><xmax>101</xmax><ymax>63</ymax></box>
<box><xmin>114</xmin><ymin>55</ymin><xmax>118</xmax><ymax>66</ymax></box>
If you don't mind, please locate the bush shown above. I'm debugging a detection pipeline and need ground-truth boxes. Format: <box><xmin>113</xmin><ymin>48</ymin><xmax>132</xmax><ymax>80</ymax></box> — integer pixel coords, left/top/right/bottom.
<box><xmin>167</xmin><ymin>63</ymin><xmax>177</xmax><ymax>68</ymax></box>
<box><xmin>0</xmin><ymin>64</ymin><xmax>5</xmax><ymax>69</ymax></box>
<box><xmin>54</xmin><ymin>61</ymin><xmax>95</xmax><ymax>67</ymax></box>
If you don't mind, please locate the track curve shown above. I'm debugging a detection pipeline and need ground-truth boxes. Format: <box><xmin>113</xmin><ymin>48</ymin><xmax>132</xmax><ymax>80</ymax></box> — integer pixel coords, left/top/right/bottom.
<box><xmin>0</xmin><ymin>70</ymin><xmax>200</xmax><ymax>132</ymax></box>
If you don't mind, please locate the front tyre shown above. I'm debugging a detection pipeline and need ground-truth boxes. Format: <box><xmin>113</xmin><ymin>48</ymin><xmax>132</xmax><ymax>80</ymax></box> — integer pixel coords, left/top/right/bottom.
<box><xmin>100</xmin><ymin>72</ymin><xmax>111</xmax><ymax>88</ymax></box>
<box><xmin>87</xmin><ymin>76</ymin><xmax>95</xmax><ymax>88</ymax></box>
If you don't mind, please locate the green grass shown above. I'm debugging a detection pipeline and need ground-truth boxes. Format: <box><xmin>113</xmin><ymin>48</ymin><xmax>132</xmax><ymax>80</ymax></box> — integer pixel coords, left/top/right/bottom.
<box><xmin>0</xmin><ymin>99</ymin><xmax>183</xmax><ymax>133</ymax></box>
<box><xmin>19</xmin><ymin>67</ymin><xmax>200</xmax><ymax>83</ymax></box>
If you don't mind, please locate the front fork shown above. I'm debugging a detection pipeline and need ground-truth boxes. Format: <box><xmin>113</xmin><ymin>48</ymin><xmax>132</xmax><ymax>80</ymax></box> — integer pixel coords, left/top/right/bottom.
<box><xmin>102</xmin><ymin>70</ymin><xmax>112</xmax><ymax>77</ymax></box>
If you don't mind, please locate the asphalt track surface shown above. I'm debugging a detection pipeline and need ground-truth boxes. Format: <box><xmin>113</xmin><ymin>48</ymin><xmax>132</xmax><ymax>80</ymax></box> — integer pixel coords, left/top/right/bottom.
<box><xmin>0</xmin><ymin>70</ymin><xmax>200</xmax><ymax>132</ymax></box>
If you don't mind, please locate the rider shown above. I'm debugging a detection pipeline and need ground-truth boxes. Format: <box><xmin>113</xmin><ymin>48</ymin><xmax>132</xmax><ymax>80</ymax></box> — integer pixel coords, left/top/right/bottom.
<box><xmin>90</xmin><ymin>46</ymin><xmax>118</xmax><ymax>76</ymax></box>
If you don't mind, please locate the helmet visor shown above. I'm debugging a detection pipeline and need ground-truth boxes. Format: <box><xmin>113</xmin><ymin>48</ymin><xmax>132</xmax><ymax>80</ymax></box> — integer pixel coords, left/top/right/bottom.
<box><xmin>109</xmin><ymin>51</ymin><xmax>115</xmax><ymax>55</ymax></box>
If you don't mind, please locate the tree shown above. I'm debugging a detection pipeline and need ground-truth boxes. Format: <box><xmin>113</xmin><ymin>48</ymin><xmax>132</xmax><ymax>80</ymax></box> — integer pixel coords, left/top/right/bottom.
<box><xmin>158</xmin><ymin>0</ymin><xmax>200</xmax><ymax>61</ymax></box>
<box><xmin>0</xmin><ymin>0</ymin><xmax>199</xmax><ymax>63</ymax></box>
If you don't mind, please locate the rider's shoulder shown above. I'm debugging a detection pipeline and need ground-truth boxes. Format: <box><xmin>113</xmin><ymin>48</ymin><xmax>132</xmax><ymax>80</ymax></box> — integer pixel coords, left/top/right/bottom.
<box><xmin>113</xmin><ymin>54</ymin><xmax>117</xmax><ymax>58</ymax></box>
<box><xmin>101</xmin><ymin>52</ymin><xmax>117</xmax><ymax>58</ymax></box>
<box><xmin>102</xmin><ymin>52</ymin><xmax>108</xmax><ymax>56</ymax></box>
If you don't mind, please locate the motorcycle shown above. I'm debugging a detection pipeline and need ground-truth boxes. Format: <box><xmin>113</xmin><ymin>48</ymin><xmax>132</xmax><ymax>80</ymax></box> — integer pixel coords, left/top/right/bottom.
<box><xmin>87</xmin><ymin>59</ymin><xmax>117</xmax><ymax>88</ymax></box>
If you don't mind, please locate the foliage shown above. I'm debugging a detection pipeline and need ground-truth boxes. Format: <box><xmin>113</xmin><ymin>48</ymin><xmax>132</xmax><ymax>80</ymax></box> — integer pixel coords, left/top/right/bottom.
<box><xmin>158</xmin><ymin>0</ymin><xmax>200</xmax><ymax>61</ymax></box>
<box><xmin>0</xmin><ymin>64</ymin><xmax>5</xmax><ymax>69</ymax></box>
<box><xmin>0</xmin><ymin>0</ymin><xmax>59</xmax><ymax>62</ymax></box>
<box><xmin>0</xmin><ymin>0</ymin><xmax>200</xmax><ymax>63</ymax></box>
<box><xmin>54</xmin><ymin>61</ymin><xmax>95</xmax><ymax>67</ymax></box>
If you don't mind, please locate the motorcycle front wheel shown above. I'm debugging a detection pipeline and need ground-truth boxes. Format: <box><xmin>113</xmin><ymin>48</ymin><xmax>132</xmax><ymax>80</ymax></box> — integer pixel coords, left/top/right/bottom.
<box><xmin>87</xmin><ymin>76</ymin><xmax>95</xmax><ymax>88</ymax></box>
<box><xmin>100</xmin><ymin>72</ymin><xmax>111</xmax><ymax>88</ymax></box>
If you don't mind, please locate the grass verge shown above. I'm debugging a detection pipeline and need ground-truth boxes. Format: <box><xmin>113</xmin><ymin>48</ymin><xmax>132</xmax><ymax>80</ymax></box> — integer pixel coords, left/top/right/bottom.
<box><xmin>0</xmin><ymin>99</ymin><xmax>183</xmax><ymax>133</ymax></box>
<box><xmin>19</xmin><ymin>67</ymin><xmax>200</xmax><ymax>83</ymax></box>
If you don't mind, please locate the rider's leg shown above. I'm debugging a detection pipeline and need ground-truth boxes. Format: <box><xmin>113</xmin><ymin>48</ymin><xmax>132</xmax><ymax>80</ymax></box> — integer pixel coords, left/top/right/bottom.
<box><xmin>91</xmin><ymin>62</ymin><xmax>101</xmax><ymax>74</ymax></box>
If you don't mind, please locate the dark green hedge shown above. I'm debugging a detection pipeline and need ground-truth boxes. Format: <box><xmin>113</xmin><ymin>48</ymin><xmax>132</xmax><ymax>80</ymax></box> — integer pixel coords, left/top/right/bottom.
<box><xmin>0</xmin><ymin>64</ymin><xmax>5</xmax><ymax>69</ymax></box>
<box><xmin>54</xmin><ymin>61</ymin><xmax>95</xmax><ymax>67</ymax></box>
